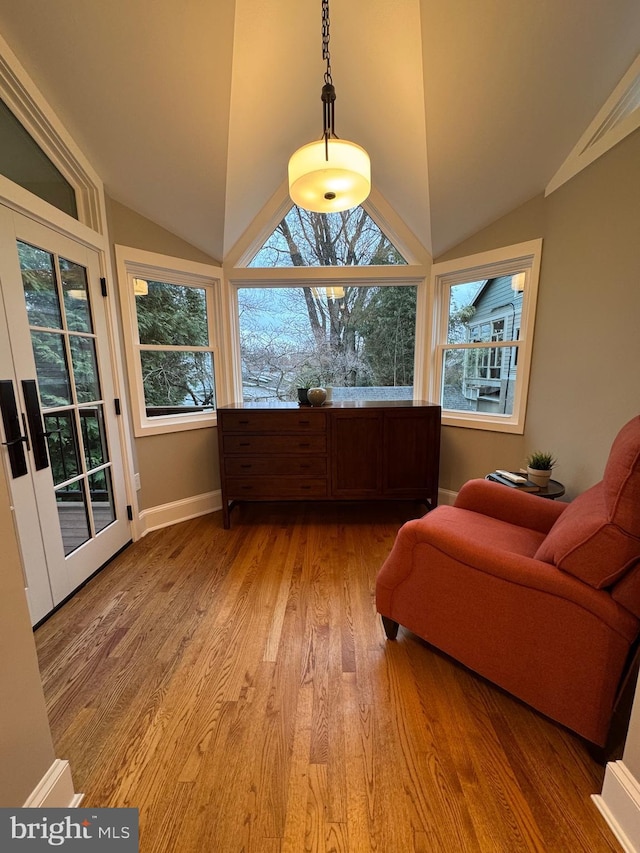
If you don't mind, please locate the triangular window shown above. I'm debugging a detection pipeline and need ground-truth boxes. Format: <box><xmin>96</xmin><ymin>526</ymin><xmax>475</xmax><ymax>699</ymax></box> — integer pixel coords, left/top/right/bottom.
<box><xmin>247</xmin><ymin>204</ymin><xmax>407</xmax><ymax>268</ymax></box>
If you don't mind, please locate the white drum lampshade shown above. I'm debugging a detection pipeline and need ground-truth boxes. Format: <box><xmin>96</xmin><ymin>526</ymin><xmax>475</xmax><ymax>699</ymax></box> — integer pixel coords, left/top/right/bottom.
<box><xmin>288</xmin><ymin>138</ymin><xmax>371</xmax><ymax>213</ymax></box>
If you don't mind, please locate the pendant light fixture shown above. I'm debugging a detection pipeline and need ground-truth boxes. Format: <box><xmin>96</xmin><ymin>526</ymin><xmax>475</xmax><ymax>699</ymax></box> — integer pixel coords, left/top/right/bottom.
<box><xmin>288</xmin><ymin>0</ymin><xmax>371</xmax><ymax>213</ymax></box>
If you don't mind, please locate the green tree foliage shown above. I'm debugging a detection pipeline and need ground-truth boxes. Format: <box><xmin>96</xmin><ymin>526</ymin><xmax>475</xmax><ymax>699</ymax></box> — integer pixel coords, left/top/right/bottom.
<box><xmin>135</xmin><ymin>282</ymin><xmax>214</xmax><ymax>409</ymax></box>
<box><xmin>358</xmin><ymin>286</ymin><xmax>416</xmax><ymax>386</ymax></box>
<box><xmin>444</xmin><ymin>304</ymin><xmax>476</xmax><ymax>389</ymax></box>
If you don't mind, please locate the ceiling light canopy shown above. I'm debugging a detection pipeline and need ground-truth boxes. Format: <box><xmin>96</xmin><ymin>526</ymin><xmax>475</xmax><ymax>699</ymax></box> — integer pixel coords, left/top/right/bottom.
<box><xmin>288</xmin><ymin>0</ymin><xmax>370</xmax><ymax>214</ymax></box>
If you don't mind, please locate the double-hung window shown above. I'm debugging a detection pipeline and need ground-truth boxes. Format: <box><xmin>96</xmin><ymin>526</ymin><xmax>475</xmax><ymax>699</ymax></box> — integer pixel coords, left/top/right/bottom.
<box><xmin>115</xmin><ymin>246</ymin><xmax>223</xmax><ymax>435</ymax></box>
<box><xmin>430</xmin><ymin>239</ymin><xmax>542</xmax><ymax>433</ymax></box>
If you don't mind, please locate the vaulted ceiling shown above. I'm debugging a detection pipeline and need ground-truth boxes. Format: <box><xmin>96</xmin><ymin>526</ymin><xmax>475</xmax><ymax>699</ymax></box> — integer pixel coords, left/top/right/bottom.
<box><xmin>0</xmin><ymin>1</ymin><xmax>638</xmax><ymax>262</ymax></box>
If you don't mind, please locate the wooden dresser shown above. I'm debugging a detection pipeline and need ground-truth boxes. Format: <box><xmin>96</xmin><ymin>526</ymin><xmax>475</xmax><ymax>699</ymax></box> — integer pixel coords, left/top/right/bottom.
<box><xmin>217</xmin><ymin>400</ymin><xmax>441</xmax><ymax>528</ymax></box>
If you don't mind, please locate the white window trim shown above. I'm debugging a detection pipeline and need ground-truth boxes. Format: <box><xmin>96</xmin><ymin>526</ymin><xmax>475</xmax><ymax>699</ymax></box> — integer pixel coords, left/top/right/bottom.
<box><xmin>115</xmin><ymin>245</ymin><xmax>224</xmax><ymax>436</ymax></box>
<box><xmin>429</xmin><ymin>239</ymin><xmax>542</xmax><ymax>434</ymax></box>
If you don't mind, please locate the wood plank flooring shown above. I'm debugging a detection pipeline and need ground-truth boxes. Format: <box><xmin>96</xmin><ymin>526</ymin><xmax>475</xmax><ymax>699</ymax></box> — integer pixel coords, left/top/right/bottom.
<box><xmin>35</xmin><ymin>501</ymin><xmax>622</xmax><ymax>852</ymax></box>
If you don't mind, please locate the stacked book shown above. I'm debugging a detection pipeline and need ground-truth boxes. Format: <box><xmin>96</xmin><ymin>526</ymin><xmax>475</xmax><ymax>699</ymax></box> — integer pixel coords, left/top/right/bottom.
<box><xmin>486</xmin><ymin>470</ymin><xmax>540</xmax><ymax>492</ymax></box>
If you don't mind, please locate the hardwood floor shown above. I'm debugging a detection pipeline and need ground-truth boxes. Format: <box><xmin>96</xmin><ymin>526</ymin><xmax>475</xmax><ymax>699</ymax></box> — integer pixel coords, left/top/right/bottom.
<box><xmin>35</xmin><ymin>501</ymin><xmax>622</xmax><ymax>852</ymax></box>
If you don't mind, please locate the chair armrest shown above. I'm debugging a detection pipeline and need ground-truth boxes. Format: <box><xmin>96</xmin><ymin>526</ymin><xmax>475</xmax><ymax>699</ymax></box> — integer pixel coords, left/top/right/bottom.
<box><xmin>454</xmin><ymin>478</ymin><xmax>565</xmax><ymax>534</ymax></box>
<box><xmin>376</xmin><ymin>513</ymin><xmax>639</xmax><ymax>638</ymax></box>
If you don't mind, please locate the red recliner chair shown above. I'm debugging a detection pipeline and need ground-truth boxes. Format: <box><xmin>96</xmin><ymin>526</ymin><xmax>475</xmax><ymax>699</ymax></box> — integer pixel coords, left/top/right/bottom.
<box><xmin>376</xmin><ymin>415</ymin><xmax>640</xmax><ymax>746</ymax></box>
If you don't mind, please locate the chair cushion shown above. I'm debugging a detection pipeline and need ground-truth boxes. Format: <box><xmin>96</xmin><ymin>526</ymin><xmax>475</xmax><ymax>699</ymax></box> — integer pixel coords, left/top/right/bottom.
<box><xmin>425</xmin><ymin>504</ymin><xmax>547</xmax><ymax>559</ymax></box>
<box><xmin>534</xmin><ymin>416</ymin><xmax>640</xmax><ymax>589</ymax></box>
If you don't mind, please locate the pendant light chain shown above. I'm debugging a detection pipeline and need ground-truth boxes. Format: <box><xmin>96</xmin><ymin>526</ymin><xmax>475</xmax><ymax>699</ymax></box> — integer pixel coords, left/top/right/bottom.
<box><xmin>321</xmin><ymin>0</ymin><xmax>336</xmax><ymax>155</ymax></box>
<box><xmin>322</xmin><ymin>0</ymin><xmax>332</xmax><ymax>86</ymax></box>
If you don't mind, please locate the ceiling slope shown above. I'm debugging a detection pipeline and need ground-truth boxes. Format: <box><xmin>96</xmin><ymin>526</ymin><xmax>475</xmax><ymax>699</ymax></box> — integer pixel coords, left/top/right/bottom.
<box><xmin>0</xmin><ymin>0</ymin><xmax>638</xmax><ymax>261</ymax></box>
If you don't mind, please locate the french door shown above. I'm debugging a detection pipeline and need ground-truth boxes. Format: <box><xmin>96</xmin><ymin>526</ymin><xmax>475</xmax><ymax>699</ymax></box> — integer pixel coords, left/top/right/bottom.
<box><xmin>0</xmin><ymin>207</ymin><xmax>130</xmax><ymax>625</ymax></box>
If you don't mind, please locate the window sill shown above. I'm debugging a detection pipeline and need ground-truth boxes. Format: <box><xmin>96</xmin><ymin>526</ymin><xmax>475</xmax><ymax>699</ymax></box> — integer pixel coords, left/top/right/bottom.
<box><xmin>441</xmin><ymin>412</ymin><xmax>524</xmax><ymax>434</ymax></box>
<box><xmin>133</xmin><ymin>411</ymin><xmax>217</xmax><ymax>437</ymax></box>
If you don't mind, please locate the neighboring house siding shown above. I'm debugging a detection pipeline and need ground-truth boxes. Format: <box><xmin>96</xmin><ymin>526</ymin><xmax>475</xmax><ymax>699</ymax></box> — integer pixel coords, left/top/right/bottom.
<box><xmin>463</xmin><ymin>276</ymin><xmax>522</xmax><ymax>415</ymax></box>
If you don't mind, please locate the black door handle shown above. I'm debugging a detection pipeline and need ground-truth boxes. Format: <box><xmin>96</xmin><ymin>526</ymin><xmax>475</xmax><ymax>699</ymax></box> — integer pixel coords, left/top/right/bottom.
<box><xmin>1</xmin><ymin>434</ymin><xmax>28</xmax><ymax>447</ymax></box>
<box><xmin>21</xmin><ymin>380</ymin><xmax>50</xmax><ymax>471</ymax></box>
<box><xmin>0</xmin><ymin>380</ymin><xmax>28</xmax><ymax>478</ymax></box>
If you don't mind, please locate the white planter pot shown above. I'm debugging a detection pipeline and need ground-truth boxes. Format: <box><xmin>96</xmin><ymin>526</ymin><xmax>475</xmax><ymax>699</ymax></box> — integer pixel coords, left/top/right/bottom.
<box><xmin>527</xmin><ymin>466</ymin><xmax>552</xmax><ymax>487</ymax></box>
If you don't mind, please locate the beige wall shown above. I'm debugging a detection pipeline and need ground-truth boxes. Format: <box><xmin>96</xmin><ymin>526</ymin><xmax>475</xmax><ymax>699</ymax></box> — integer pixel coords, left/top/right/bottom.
<box><xmin>105</xmin><ymin>197</ymin><xmax>221</xmax><ymax>511</ymax></box>
<box><xmin>136</xmin><ymin>428</ymin><xmax>220</xmax><ymax>509</ymax></box>
<box><xmin>0</xmin><ymin>462</ymin><xmax>56</xmax><ymax>805</ymax></box>
<box><xmin>106</xmin><ymin>198</ymin><xmax>221</xmax><ymax>265</ymax></box>
<box><xmin>436</xmin><ymin>128</ymin><xmax>640</xmax><ymax>497</ymax></box>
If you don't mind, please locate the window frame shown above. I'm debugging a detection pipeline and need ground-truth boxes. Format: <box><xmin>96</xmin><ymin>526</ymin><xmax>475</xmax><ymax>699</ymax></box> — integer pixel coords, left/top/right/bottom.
<box><xmin>115</xmin><ymin>245</ymin><xmax>224</xmax><ymax>436</ymax></box>
<box><xmin>429</xmin><ymin>239</ymin><xmax>542</xmax><ymax>434</ymax></box>
<box><xmin>226</xmin><ymin>265</ymin><xmax>429</xmax><ymax>405</ymax></box>
<box><xmin>224</xmin><ymin>195</ymin><xmax>432</xmax><ymax>404</ymax></box>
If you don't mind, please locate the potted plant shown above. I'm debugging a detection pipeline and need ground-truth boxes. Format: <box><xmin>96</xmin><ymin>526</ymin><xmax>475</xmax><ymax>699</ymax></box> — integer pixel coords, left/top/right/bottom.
<box><xmin>526</xmin><ymin>451</ymin><xmax>557</xmax><ymax>488</ymax></box>
<box><xmin>295</xmin><ymin>365</ymin><xmax>326</xmax><ymax>405</ymax></box>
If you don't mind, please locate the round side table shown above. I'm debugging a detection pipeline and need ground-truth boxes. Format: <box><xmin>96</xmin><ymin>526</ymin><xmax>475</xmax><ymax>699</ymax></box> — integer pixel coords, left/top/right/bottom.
<box><xmin>485</xmin><ymin>474</ymin><xmax>565</xmax><ymax>499</ymax></box>
<box><xmin>535</xmin><ymin>479</ymin><xmax>565</xmax><ymax>499</ymax></box>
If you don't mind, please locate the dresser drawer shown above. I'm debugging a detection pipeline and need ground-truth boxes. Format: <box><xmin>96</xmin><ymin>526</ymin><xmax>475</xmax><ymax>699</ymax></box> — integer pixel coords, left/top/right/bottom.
<box><xmin>219</xmin><ymin>410</ymin><xmax>326</xmax><ymax>433</ymax></box>
<box><xmin>224</xmin><ymin>456</ymin><xmax>327</xmax><ymax>476</ymax></box>
<box><xmin>217</xmin><ymin>402</ymin><xmax>441</xmax><ymax>528</ymax></box>
<box><xmin>222</xmin><ymin>434</ymin><xmax>327</xmax><ymax>455</ymax></box>
<box><xmin>225</xmin><ymin>477</ymin><xmax>328</xmax><ymax>498</ymax></box>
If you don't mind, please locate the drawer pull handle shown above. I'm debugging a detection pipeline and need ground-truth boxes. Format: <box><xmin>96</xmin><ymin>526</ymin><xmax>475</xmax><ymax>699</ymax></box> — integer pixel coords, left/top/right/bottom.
<box><xmin>239</xmin><ymin>442</ymin><xmax>250</xmax><ymax>447</ymax></box>
<box><xmin>299</xmin><ymin>442</ymin><xmax>310</xmax><ymax>448</ymax></box>
<box><xmin>239</xmin><ymin>419</ymin><xmax>250</xmax><ymax>424</ymax></box>
<box><xmin>241</xmin><ymin>464</ymin><xmax>252</xmax><ymax>469</ymax></box>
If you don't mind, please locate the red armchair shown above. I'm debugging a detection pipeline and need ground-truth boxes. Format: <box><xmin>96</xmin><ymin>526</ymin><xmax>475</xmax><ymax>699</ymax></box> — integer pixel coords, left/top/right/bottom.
<box><xmin>376</xmin><ymin>415</ymin><xmax>640</xmax><ymax>746</ymax></box>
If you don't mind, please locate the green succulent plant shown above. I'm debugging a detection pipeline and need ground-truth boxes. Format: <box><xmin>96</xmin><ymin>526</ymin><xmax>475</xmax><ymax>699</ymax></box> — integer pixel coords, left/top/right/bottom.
<box><xmin>526</xmin><ymin>450</ymin><xmax>557</xmax><ymax>470</ymax></box>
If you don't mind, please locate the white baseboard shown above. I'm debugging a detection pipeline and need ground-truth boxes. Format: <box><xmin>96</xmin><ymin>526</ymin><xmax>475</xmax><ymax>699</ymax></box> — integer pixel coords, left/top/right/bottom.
<box><xmin>138</xmin><ymin>488</ymin><xmax>454</xmax><ymax>535</ymax></box>
<box><xmin>23</xmin><ymin>759</ymin><xmax>83</xmax><ymax>808</ymax></box>
<box><xmin>593</xmin><ymin>760</ymin><xmax>640</xmax><ymax>853</ymax></box>
<box><xmin>438</xmin><ymin>487</ymin><xmax>458</xmax><ymax>506</ymax></box>
<box><xmin>138</xmin><ymin>490</ymin><xmax>221</xmax><ymax>536</ymax></box>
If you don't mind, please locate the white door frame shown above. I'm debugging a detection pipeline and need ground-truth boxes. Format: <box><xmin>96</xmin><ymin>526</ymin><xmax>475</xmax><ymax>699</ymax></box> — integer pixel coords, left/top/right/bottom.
<box><xmin>0</xmin><ymin>32</ymin><xmax>139</xmax><ymax>542</ymax></box>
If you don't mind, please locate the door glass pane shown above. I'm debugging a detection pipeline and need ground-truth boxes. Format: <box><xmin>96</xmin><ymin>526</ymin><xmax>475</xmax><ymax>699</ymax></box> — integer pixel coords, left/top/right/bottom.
<box><xmin>31</xmin><ymin>331</ymin><xmax>72</xmax><ymax>405</ymax></box>
<box><xmin>17</xmin><ymin>241</ymin><xmax>62</xmax><ymax>329</ymax></box>
<box><xmin>69</xmin><ymin>335</ymin><xmax>101</xmax><ymax>402</ymax></box>
<box><xmin>88</xmin><ymin>468</ymin><xmax>116</xmax><ymax>533</ymax></box>
<box><xmin>56</xmin><ymin>479</ymin><xmax>90</xmax><ymax>555</ymax></box>
<box><xmin>44</xmin><ymin>411</ymin><xmax>80</xmax><ymax>486</ymax></box>
<box><xmin>80</xmin><ymin>405</ymin><xmax>109</xmax><ymax>469</ymax></box>
<box><xmin>60</xmin><ymin>258</ymin><xmax>93</xmax><ymax>333</ymax></box>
